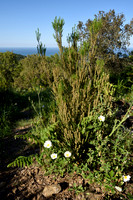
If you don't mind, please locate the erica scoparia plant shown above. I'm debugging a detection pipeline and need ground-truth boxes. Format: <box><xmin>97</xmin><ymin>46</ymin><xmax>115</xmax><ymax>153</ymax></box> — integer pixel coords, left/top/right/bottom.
<box><xmin>35</xmin><ymin>28</ymin><xmax>46</xmax><ymax>56</ymax></box>
<box><xmin>52</xmin><ymin>16</ymin><xmax>65</xmax><ymax>58</ymax></box>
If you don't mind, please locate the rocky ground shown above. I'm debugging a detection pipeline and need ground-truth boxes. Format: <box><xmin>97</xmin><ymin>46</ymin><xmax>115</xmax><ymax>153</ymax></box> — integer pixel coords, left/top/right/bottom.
<box><xmin>0</xmin><ymin>101</ymin><xmax>133</xmax><ymax>200</ymax></box>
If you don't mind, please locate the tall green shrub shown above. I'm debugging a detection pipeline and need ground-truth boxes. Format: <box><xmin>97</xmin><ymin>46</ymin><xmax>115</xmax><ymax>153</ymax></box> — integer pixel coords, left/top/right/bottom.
<box><xmin>0</xmin><ymin>52</ymin><xmax>20</xmax><ymax>90</ymax></box>
<box><xmin>50</xmin><ymin>57</ymin><xmax>115</xmax><ymax>157</ymax></box>
<box><xmin>14</xmin><ymin>55</ymin><xmax>52</xmax><ymax>91</ymax></box>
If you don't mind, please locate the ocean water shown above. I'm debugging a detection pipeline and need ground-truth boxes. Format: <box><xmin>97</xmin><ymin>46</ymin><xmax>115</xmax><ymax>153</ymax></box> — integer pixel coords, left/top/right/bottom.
<box><xmin>0</xmin><ymin>47</ymin><xmax>133</xmax><ymax>57</ymax></box>
<box><xmin>0</xmin><ymin>47</ymin><xmax>59</xmax><ymax>57</ymax></box>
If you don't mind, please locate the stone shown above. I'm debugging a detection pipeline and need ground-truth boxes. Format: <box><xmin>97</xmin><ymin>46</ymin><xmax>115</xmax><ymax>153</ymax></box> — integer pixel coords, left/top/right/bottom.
<box><xmin>42</xmin><ymin>184</ymin><xmax>61</xmax><ymax>197</ymax></box>
<box><xmin>85</xmin><ymin>191</ymin><xmax>102</xmax><ymax>200</ymax></box>
<box><xmin>38</xmin><ymin>195</ymin><xmax>46</xmax><ymax>200</ymax></box>
<box><xmin>76</xmin><ymin>193</ymin><xmax>85</xmax><ymax>199</ymax></box>
<box><xmin>36</xmin><ymin>178</ymin><xmax>43</xmax><ymax>185</ymax></box>
<box><xmin>34</xmin><ymin>168</ymin><xmax>39</xmax><ymax>174</ymax></box>
<box><xmin>12</xmin><ymin>187</ymin><xmax>17</xmax><ymax>194</ymax></box>
<box><xmin>95</xmin><ymin>187</ymin><xmax>102</xmax><ymax>193</ymax></box>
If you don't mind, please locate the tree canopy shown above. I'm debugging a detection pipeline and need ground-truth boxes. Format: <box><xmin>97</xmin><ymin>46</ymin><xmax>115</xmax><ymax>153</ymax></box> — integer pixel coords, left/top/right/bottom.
<box><xmin>77</xmin><ymin>10</ymin><xmax>133</xmax><ymax>63</ymax></box>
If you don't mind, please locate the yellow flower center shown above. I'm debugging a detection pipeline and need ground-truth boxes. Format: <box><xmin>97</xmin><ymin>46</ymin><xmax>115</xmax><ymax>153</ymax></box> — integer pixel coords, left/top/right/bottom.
<box><xmin>124</xmin><ymin>176</ymin><xmax>127</xmax><ymax>179</ymax></box>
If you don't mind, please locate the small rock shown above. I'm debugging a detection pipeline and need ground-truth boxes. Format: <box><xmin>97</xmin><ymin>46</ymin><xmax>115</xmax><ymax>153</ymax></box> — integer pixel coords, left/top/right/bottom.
<box><xmin>38</xmin><ymin>195</ymin><xmax>46</xmax><ymax>200</ymax></box>
<box><xmin>12</xmin><ymin>187</ymin><xmax>17</xmax><ymax>194</ymax></box>
<box><xmin>89</xmin><ymin>185</ymin><xmax>95</xmax><ymax>192</ymax></box>
<box><xmin>42</xmin><ymin>184</ymin><xmax>61</xmax><ymax>197</ymax></box>
<box><xmin>85</xmin><ymin>191</ymin><xmax>102</xmax><ymax>200</ymax></box>
<box><xmin>69</xmin><ymin>179</ymin><xmax>74</xmax><ymax>187</ymax></box>
<box><xmin>36</xmin><ymin>178</ymin><xmax>43</xmax><ymax>185</ymax></box>
<box><xmin>7</xmin><ymin>192</ymin><xmax>14</xmax><ymax>198</ymax></box>
<box><xmin>95</xmin><ymin>187</ymin><xmax>102</xmax><ymax>193</ymax></box>
<box><xmin>76</xmin><ymin>193</ymin><xmax>85</xmax><ymax>199</ymax></box>
<box><xmin>34</xmin><ymin>168</ymin><xmax>39</xmax><ymax>174</ymax></box>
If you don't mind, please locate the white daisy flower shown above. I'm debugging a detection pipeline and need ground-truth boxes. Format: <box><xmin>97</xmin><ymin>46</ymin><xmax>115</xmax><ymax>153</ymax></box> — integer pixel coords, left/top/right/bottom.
<box><xmin>115</xmin><ymin>186</ymin><xmax>122</xmax><ymax>192</ymax></box>
<box><xmin>51</xmin><ymin>153</ymin><xmax>57</xmax><ymax>159</ymax></box>
<box><xmin>98</xmin><ymin>115</ymin><xmax>105</xmax><ymax>122</ymax></box>
<box><xmin>64</xmin><ymin>151</ymin><xmax>71</xmax><ymax>158</ymax></box>
<box><xmin>123</xmin><ymin>175</ymin><xmax>131</xmax><ymax>182</ymax></box>
<box><xmin>44</xmin><ymin>140</ymin><xmax>52</xmax><ymax>148</ymax></box>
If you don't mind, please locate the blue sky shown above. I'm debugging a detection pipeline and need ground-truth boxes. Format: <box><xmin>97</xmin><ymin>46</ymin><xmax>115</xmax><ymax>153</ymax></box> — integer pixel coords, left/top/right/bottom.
<box><xmin>0</xmin><ymin>0</ymin><xmax>133</xmax><ymax>47</ymax></box>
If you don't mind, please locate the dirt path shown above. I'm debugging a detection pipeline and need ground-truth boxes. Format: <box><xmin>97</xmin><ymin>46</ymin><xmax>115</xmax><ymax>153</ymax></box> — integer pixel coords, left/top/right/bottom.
<box><xmin>0</xmin><ymin>126</ymin><xmax>34</xmax><ymax>200</ymax></box>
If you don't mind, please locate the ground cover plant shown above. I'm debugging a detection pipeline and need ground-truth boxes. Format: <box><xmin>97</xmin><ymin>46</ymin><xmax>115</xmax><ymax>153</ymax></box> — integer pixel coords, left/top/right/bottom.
<box><xmin>0</xmin><ymin>9</ymin><xmax>133</xmax><ymax>199</ymax></box>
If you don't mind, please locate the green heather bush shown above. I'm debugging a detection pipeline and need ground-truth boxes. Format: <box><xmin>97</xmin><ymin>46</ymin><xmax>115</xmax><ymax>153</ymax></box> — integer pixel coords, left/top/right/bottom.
<box><xmin>0</xmin><ymin>51</ymin><xmax>20</xmax><ymax>90</ymax></box>
<box><xmin>14</xmin><ymin>54</ymin><xmax>53</xmax><ymax>91</ymax></box>
<box><xmin>8</xmin><ymin>12</ymin><xmax>133</xmax><ymax>196</ymax></box>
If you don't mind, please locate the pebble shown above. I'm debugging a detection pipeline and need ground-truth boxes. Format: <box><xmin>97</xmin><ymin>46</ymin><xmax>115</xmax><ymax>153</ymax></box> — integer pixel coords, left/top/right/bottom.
<box><xmin>42</xmin><ymin>184</ymin><xmax>61</xmax><ymax>197</ymax></box>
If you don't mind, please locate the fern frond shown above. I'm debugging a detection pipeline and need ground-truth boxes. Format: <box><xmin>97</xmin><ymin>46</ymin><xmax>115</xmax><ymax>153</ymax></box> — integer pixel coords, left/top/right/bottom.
<box><xmin>15</xmin><ymin>133</ymin><xmax>40</xmax><ymax>144</ymax></box>
<box><xmin>14</xmin><ymin>134</ymin><xmax>28</xmax><ymax>140</ymax></box>
<box><xmin>7</xmin><ymin>154</ymin><xmax>35</xmax><ymax>168</ymax></box>
<box><xmin>35</xmin><ymin>151</ymin><xmax>45</xmax><ymax>165</ymax></box>
<box><xmin>45</xmin><ymin>122</ymin><xmax>58</xmax><ymax>134</ymax></box>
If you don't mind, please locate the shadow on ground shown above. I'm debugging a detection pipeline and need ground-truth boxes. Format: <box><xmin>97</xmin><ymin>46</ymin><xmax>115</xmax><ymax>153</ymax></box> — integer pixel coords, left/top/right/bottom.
<box><xmin>0</xmin><ymin>125</ymin><xmax>40</xmax><ymax>200</ymax></box>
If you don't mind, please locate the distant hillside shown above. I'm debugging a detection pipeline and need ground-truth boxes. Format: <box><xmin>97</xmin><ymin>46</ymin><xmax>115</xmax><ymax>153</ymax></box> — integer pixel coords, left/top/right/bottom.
<box><xmin>13</xmin><ymin>53</ymin><xmax>26</xmax><ymax>61</ymax></box>
<box><xmin>0</xmin><ymin>51</ymin><xmax>26</xmax><ymax>61</ymax></box>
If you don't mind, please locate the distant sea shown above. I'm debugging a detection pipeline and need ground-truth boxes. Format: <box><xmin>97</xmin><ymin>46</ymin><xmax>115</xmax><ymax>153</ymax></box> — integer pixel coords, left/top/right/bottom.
<box><xmin>0</xmin><ymin>47</ymin><xmax>59</xmax><ymax>57</ymax></box>
<box><xmin>0</xmin><ymin>47</ymin><xmax>133</xmax><ymax>57</ymax></box>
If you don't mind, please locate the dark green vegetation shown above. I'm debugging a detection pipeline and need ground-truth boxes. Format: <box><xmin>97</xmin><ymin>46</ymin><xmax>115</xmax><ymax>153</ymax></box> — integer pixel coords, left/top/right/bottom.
<box><xmin>0</xmin><ymin>9</ymin><xmax>133</xmax><ymax>199</ymax></box>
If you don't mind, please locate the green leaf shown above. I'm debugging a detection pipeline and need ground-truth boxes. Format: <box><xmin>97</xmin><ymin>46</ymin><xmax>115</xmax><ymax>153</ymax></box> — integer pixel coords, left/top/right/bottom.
<box><xmin>87</xmin><ymin>125</ymin><xmax>94</xmax><ymax>129</ymax></box>
<box><xmin>110</xmin><ymin>170</ymin><xmax>114</xmax><ymax>177</ymax></box>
